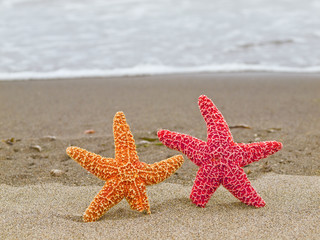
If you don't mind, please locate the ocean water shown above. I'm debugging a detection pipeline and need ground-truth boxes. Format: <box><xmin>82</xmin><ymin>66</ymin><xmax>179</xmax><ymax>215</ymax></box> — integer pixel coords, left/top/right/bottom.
<box><xmin>0</xmin><ymin>0</ymin><xmax>320</xmax><ymax>80</ymax></box>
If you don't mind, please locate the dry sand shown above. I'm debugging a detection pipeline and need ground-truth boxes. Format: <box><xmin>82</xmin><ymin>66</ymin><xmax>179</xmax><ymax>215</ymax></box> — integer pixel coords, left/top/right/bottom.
<box><xmin>0</xmin><ymin>73</ymin><xmax>319</xmax><ymax>239</ymax></box>
<box><xmin>1</xmin><ymin>174</ymin><xmax>319</xmax><ymax>239</ymax></box>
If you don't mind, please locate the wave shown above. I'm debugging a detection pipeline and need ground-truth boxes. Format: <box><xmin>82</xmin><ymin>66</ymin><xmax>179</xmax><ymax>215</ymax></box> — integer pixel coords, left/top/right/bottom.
<box><xmin>1</xmin><ymin>64</ymin><xmax>320</xmax><ymax>80</ymax></box>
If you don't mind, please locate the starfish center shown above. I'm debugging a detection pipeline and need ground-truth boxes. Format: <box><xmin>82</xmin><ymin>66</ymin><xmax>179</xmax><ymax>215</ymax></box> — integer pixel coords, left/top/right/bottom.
<box><xmin>118</xmin><ymin>163</ymin><xmax>139</xmax><ymax>181</ymax></box>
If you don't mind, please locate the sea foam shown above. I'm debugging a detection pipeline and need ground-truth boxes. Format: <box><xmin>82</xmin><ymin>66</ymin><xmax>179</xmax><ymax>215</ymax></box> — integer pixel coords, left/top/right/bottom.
<box><xmin>0</xmin><ymin>0</ymin><xmax>320</xmax><ymax>80</ymax></box>
<box><xmin>1</xmin><ymin>64</ymin><xmax>320</xmax><ymax>81</ymax></box>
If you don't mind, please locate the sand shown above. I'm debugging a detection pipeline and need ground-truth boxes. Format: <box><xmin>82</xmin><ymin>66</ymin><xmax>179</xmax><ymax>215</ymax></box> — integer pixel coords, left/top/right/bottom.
<box><xmin>0</xmin><ymin>73</ymin><xmax>319</xmax><ymax>239</ymax></box>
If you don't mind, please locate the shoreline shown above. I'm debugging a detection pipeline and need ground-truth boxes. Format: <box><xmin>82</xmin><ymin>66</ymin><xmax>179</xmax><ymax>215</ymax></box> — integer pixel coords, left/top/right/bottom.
<box><xmin>1</xmin><ymin>71</ymin><xmax>320</xmax><ymax>82</ymax></box>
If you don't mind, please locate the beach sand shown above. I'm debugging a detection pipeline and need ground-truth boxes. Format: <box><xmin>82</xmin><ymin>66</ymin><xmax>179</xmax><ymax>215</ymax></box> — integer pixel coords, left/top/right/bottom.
<box><xmin>0</xmin><ymin>73</ymin><xmax>319</xmax><ymax>239</ymax></box>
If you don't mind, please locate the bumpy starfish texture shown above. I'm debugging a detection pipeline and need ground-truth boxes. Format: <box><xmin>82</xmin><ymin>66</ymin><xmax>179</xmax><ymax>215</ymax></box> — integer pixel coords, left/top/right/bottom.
<box><xmin>66</xmin><ymin>112</ymin><xmax>184</xmax><ymax>222</ymax></box>
<box><xmin>158</xmin><ymin>95</ymin><xmax>282</xmax><ymax>208</ymax></box>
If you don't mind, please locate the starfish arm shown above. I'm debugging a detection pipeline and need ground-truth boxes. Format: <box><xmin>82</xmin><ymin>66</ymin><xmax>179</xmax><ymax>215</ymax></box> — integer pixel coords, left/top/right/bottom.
<box><xmin>190</xmin><ymin>166</ymin><xmax>221</xmax><ymax>207</ymax></box>
<box><xmin>113</xmin><ymin>111</ymin><xmax>139</xmax><ymax>164</ymax></box>
<box><xmin>83</xmin><ymin>178</ymin><xmax>125</xmax><ymax>222</ymax></box>
<box><xmin>198</xmin><ymin>95</ymin><xmax>234</xmax><ymax>146</ymax></box>
<box><xmin>125</xmin><ymin>178</ymin><xmax>151</xmax><ymax>214</ymax></box>
<box><xmin>158</xmin><ymin>130</ymin><xmax>211</xmax><ymax>166</ymax></box>
<box><xmin>138</xmin><ymin>155</ymin><xmax>184</xmax><ymax>185</ymax></box>
<box><xmin>66</xmin><ymin>146</ymin><xmax>119</xmax><ymax>181</ymax></box>
<box><xmin>222</xmin><ymin>167</ymin><xmax>265</xmax><ymax>207</ymax></box>
<box><xmin>237</xmin><ymin>141</ymin><xmax>283</xmax><ymax>167</ymax></box>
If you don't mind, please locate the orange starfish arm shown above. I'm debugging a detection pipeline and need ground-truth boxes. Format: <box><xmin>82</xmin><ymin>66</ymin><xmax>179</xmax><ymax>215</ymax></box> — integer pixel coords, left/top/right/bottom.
<box><xmin>83</xmin><ymin>178</ymin><xmax>125</xmax><ymax>222</ymax></box>
<box><xmin>138</xmin><ymin>155</ymin><xmax>184</xmax><ymax>185</ymax></box>
<box><xmin>125</xmin><ymin>178</ymin><xmax>151</xmax><ymax>214</ymax></box>
<box><xmin>237</xmin><ymin>141</ymin><xmax>283</xmax><ymax>167</ymax></box>
<box><xmin>66</xmin><ymin>146</ymin><xmax>119</xmax><ymax>181</ymax></box>
<box><xmin>113</xmin><ymin>112</ymin><xmax>139</xmax><ymax>164</ymax></box>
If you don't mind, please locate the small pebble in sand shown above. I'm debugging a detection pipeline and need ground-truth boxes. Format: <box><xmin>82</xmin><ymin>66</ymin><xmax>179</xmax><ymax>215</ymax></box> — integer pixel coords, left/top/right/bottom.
<box><xmin>50</xmin><ymin>169</ymin><xmax>65</xmax><ymax>177</ymax></box>
<box><xmin>2</xmin><ymin>137</ymin><xmax>15</xmax><ymax>145</ymax></box>
<box><xmin>267</xmin><ymin>128</ymin><xmax>281</xmax><ymax>133</ymax></box>
<box><xmin>43</xmin><ymin>135</ymin><xmax>57</xmax><ymax>141</ymax></box>
<box><xmin>84</xmin><ymin>129</ymin><xmax>95</xmax><ymax>134</ymax></box>
<box><xmin>30</xmin><ymin>144</ymin><xmax>42</xmax><ymax>152</ymax></box>
<box><xmin>229</xmin><ymin>124</ymin><xmax>251</xmax><ymax>129</ymax></box>
<box><xmin>260</xmin><ymin>162</ymin><xmax>272</xmax><ymax>172</ymax></box>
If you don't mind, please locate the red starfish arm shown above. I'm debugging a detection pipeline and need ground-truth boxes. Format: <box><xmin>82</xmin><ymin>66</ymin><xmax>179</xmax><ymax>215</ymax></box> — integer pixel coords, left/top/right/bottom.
<box><xmin>66</xmin><ymin>147</ymin><xmax>119</xmax><ymax>181</ymax></box>
<box><xmin>189</xmin><ymin>166</ymin><xmax>221</xmax><ymax>207</ymax></box>
<box><xmin>83</xmin><ymin>178</ymin><xmax>125</xmax><ymax>222</ymax></box>
<box><xmin>198</xmin><ymin>95</ymin><xmax>234</xmax><ymax>145</ymax></box>
<box><xmin>237</xmin><ymin>141</ymin><xmax>283</xmax><ymax>167</ymax></box>
<box><xmin>222</xmin><ymin>167</ymin><xmax>265</xmax><ymax>207</ymax></box>
<box><xmin>113</xmin><ymin>111</ymin><xmax>139</xmax><ymax>164</ymax></box>
<box><xmin>125</xmin><ymin>178</ymin><xmax>151</xmax><ymax>214</ymax></box>
<box><xmin>138</xmin><ymin>155</ymin><xmax>184</xmax><ymax>185</ymax></box>
<box><xmin>158</xmin><ymin>130</ymin><xmax>211</xmax><ymax>166</ymax></box>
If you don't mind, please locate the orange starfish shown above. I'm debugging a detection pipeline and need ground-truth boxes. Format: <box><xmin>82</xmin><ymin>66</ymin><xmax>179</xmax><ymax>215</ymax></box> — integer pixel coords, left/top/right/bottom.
<box><xmin>66</xmin><ymin>112</ymin><xmax>184</xmax><ymax>222</ymax></box>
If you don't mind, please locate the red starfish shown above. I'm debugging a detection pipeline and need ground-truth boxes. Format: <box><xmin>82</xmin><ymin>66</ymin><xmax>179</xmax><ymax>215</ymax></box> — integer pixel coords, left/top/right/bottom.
<box><xmin>158</xmin><ymin>95</ymin><xmax>282</xmax><ymax>208</ymax></box>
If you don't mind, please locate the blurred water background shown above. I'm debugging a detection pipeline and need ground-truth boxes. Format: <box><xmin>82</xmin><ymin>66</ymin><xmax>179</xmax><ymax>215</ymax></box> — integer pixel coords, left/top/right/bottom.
<box><xmin>0</xmin><ymin>0</ymin><xmax>320</xmax><ymax>80</ymax></box>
